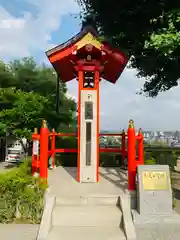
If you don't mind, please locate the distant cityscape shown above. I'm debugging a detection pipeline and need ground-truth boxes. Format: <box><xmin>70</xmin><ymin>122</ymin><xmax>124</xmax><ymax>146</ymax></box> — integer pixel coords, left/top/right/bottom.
<box><xmin>100</xmin><ymin>130</ymin><xmax>180</xmax><ymax>147</ymax></box>
<box><xmin>143</xmin><ymin>131</ymin><xmax>180</xmax><ymax>147</ymax></box>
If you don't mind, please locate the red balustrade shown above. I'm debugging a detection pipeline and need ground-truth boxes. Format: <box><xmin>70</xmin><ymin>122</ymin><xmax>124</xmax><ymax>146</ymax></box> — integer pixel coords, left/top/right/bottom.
<box><xmin>31</xmin><ymin>119</ymin><xmax>144</xmax><ymax>190</ymax></box>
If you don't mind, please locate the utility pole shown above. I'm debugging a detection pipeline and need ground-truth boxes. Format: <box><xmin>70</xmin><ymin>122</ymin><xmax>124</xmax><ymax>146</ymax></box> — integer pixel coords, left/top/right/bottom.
<box><xmin>56</xmin><ymin>74</ymin><xmax>60</xmax><ymax>115</ymax></box>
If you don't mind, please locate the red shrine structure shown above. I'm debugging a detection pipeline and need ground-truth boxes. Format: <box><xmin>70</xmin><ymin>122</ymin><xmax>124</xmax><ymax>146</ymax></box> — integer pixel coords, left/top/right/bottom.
<box><xmin>32</xmin><ymin>26</ymin><xmax>144</xmax><ymax>190</ymax></box>
<box><xmin>46</xmin><ymin>26</ymin><xmax>128</xmax><ymax>183</ymax></box>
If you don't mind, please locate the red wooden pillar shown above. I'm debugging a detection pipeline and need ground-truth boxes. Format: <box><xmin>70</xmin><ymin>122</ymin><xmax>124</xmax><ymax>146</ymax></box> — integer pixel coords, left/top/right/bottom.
<box><xmin>32</xmin><ymin>128</ymin><xmax>39</xmax><ymax>176</ymax></box>
<box><xmin>121</xmin><ymin>130</ymin><xmax>126</xmax><ymax>166</ymax></box>
<box><xmin>51</xmin><ymin>128</ymin><xmax>56</xmax><ymax>168</ymax></box>
<box><xmin>40</xmin><ymin>120</ymin><xmax>49</xmax><ymax>181</ymax></box>
<box><xmin>137</xmin><ymin>128</ymin><xmax>144</xmax><ymax>165</ymax></box>
<box><xmin>127</xmin><ymin>119</ymin><xmax>136</xmax><ymax>191</ymax></box>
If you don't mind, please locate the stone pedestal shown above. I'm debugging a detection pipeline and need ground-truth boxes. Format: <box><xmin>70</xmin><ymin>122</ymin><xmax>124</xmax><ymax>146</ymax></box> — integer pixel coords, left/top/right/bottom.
<box><xmin>124</xmin><ymin>189</ymin><xmax>137</xmax><ymax>210</ymax></box>
<box><xmin>132</xmin><ymin>165</ymin><xmax>180</xmax><ymax>225</ymax></box>
<box><xmin>137</xmin><ymin>165</ymin><xmax>172</xmax><ymax>215</ymax></box>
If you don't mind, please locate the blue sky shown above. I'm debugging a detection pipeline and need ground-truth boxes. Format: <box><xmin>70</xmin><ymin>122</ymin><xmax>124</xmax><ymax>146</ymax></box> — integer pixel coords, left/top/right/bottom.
<box><xmin>0</xmin><ymin>0</ymin><xmax>180</xmax><ymax>130</ymax></box>
<box><xmin>36</xmin><ymin>14</ymin><xmax>81</xmax><ymax>63</ymax></box>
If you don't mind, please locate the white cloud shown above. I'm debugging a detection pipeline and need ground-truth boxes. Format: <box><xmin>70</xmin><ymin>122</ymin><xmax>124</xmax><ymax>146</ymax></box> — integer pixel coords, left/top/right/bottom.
<box><xmin>67</xmin><ymin>68</ymin><xmax>180</xmax><ymax>131</ymax></box>
<box><xmin>0</xmin><ymin>0</ymin><xmax>79</xmax><ymax>58</ymax></box>
<box><xmin>0</xmin><ymin>18</ymin><xmax>25</xmax><ymax>28</ymax></box>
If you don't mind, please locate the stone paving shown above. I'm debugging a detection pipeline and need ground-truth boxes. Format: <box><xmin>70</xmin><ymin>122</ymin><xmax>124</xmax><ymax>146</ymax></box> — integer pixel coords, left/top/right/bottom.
<box><xmin>135</xmin><ymin>223</ymin><xmax>180</xmax><ymax>240</ymax></box>
<box><xmin>0</xmin><ymin>224</ymin><xmax>39</xmax><ymax>240</ymax></box>
<box><xmin>0</xmin><ymin>161</ymin><xmax>17</xmax><ymax>172</ymax></box>
<box><xmin>48</xmin><ymin>166</ymin><xmax>127</xmax><ymax>197</ymax></box>
<box><xmin>46</xmin><ymin>167</ymin><xmax>127</xmax><ymax>240</ymax></box>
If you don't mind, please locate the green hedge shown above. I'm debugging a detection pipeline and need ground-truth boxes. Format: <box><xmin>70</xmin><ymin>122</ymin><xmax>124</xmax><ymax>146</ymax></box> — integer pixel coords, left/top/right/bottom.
<box><xmin>0</xmin><ymin>159</ymin><xmax>47</xmax><ymax>223</ymax></box>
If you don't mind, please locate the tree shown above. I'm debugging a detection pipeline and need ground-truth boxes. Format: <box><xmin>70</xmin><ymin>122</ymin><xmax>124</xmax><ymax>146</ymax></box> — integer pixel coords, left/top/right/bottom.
<box><xmin>9</xmin><ymin>58</ymin><xmax>67</xmax><ymax>96</ymax></box>
<box><xmin>0</xmin><ymin>88</ymin><xmax>49</xmax><ymax>138</ymax></box>
<box><xmin>0</xmin><ymin>58</ymin><xmax>77</xmax><ymax>138</ymax></box>
<box><xmin>78</xmin><ymin>1</ymin><xmax>180</xmax><ymax>97</ymax></box>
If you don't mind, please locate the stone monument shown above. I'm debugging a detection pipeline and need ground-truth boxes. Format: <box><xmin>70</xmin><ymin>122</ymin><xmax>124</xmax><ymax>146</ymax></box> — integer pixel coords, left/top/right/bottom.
<box><xmin>132</xmin><ymin>165</ymin><xmax>180</xmax><ymax>224</ymax></box>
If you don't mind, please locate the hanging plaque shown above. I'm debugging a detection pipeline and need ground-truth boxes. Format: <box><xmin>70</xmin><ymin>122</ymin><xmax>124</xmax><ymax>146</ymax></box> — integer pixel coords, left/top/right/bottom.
<box><xmin>33</xmin><ymin>140</ymin><xmax>39</xmax><ymax>155</ymax></box>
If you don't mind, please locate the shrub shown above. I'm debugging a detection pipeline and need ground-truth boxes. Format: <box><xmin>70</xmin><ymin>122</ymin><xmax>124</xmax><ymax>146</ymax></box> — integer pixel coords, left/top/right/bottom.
<box><xmin>55</xmin><ymin>136</ymin><xmax>77</xmax><ymax>166</ymax></box>
<box><xmin>145</xmin><ymin>157</ymin><xmax>157</xmax><ymax>165</ymax></box>
<box><xmin>0</xmin><ymin>159</ymin><xmax>47</xmax><ymax>223</ymax></box>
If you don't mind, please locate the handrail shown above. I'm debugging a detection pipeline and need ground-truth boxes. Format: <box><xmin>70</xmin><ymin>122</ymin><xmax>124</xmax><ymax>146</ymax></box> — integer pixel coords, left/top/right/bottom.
<box><xmin>32</xmin><ymin>119</ymin><xmax>144</xmax><ymax>191</ymax></box>
<box><xmin>48</xmin><ymin>132</ymin><xmax>127</xmax><ymax>137</ymax></box>
<box><xmin>49</xmin><ymin>132</ymin><xmax>76</xmax><ymax>137</ymax></box>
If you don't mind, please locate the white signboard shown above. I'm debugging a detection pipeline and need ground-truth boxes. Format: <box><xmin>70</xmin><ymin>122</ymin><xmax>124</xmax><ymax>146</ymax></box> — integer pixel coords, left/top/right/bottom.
<box><xmin>33</xmin><ymin>140</ymin><xmax>39</xmax><ymax>155</ymax></box>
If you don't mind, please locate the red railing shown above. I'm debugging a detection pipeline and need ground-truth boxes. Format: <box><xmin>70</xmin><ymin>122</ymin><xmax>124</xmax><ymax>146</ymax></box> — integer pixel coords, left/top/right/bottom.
<box><xmin>48</xmin><ymin>148</ymin><xmax>77</xmax><ymax>154</ymax></box>
<box><xmin>49</xmin><ymin>132</ymin><xmax>76</xmax><ymax>137</ymax></box>
<box><xmin>99</xmin><ymin>133</ymin><xmax>127</xmax><ymax>136</ymax></box>
<box><xmin>32</xmin><ymin>119</ymin><xmax>144</xmax><ymax>190</ymax></box>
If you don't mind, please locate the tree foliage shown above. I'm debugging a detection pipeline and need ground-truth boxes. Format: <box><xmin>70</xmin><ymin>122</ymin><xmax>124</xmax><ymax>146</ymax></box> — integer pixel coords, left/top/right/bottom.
<box><xmin>78</xmin><ymin>1</ymin><xmax>180</xmax><ymax>97</ymax></box>
<box><xmin>0</xmin><ymin>58</ymin><xmax>76</xmax><ymax>138</ymax></box>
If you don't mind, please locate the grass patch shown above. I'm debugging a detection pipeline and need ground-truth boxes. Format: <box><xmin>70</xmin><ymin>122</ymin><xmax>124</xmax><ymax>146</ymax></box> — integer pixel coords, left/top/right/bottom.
<box><xmin>0</xmin><ymin>158</ymin><xmax>47</xmax><ymax>224</ymax></box>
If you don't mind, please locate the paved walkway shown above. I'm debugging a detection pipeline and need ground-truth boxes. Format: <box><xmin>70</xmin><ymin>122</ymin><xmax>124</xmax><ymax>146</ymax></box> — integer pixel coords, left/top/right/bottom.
<box><xmin>48</xmin><ymin>167</ymin><xmax>127</xmax><ymax>197</ymax></box>
<box><xmin>171</xmin><ymin>170</ymin><xmax>180</xmax><ymax>214</ymax></box>
<box><xmin>47</xmin><ymin>167</ymin><xmax>127</xmax><ymax>240</ymax></box>
<box><xmin>135</xmin><ymin>223</ymin><xmax>180</xmax><ymax>240</ymax></box>
<box><xmin>0</xmin><ymin>161</ymin><xmax>17</xmax><ymax>172</ymax></box>
<box><xmin>0</xmin><ymin>224</ymin><xmax>39</xmax><ymax>240</ymax></box>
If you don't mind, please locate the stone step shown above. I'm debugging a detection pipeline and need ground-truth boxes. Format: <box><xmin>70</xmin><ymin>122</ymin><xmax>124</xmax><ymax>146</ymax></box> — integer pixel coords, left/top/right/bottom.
<box><xmin>52</xmin><ymin>205</ymin><xmax>122</xmax><ymax>227</ymax></box>
<box><xmin>56</xmin><ymin>196</ymin><xmax>120</xmax><ymax>206</ymax></box>
<box><xmin>47</xmin><ymin>226</ymin><xmax>126</xmax><ymax>240</ymax></box>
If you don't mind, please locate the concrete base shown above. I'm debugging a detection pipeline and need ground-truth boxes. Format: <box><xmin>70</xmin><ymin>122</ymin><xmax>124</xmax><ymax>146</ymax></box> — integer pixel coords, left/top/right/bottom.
<box><xmin>52</xmin><ymin>205</ymin><xmax>122</xmax><ymax>227</ymax></box>
<box><xmin>119</xmin><ymin>194</ymin><xmax>137</xmax><ymax>240</ymax></box>
<box><xmin>56</xmin><ymin>195</ymin><xmax>120</xmax><ymax>206</ymax></box>
<box><xmin>37</xmin><ymin>189</ymin><xmax>55</xmax><ymax>240</ymax></box>
<box><xmin>49</xmin><ymin>197</ymin><xmax>126</xmax><ymax>240</ymax></box>
<box><xmin>124</xmin><ymin>189</ymin><xmax>137</xmax><ymax>210</ymax></box>
<box><xmin>132</xmin><ymin>209</ymin><xmax>180</xmax><ymax>225</ymax></box>
<box><xmin>47</xmin><ymin>226</ymin><xmax>126</xmax><ymax>240</ymax></box>
<box><xmin>42</xmin><ymin>167</ymin><xmax>130</xmax><ymax>240</ymax></box>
